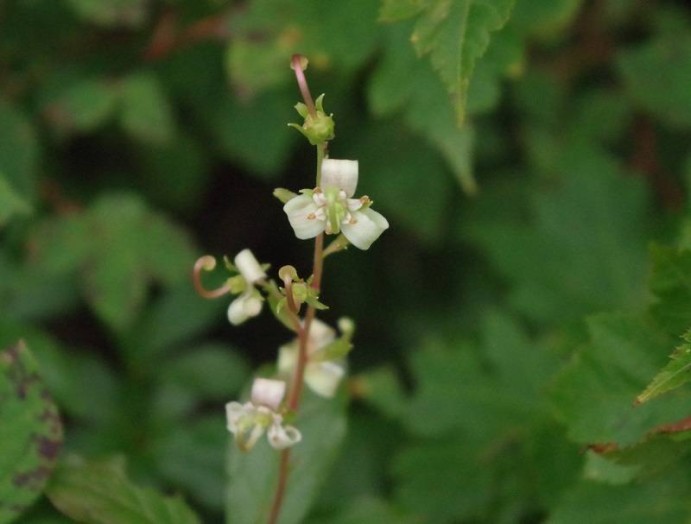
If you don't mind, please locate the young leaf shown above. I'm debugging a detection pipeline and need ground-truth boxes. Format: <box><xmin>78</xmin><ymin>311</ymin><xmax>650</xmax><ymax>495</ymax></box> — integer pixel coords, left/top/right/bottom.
<box><xmin>636</xmin><ymin>329</ymin><xmax>691</xmax><ymax>404</ymax></box>
<box><xmin>226</xmin><ymin>390</ymin><xmax>347</xmax><ymax>524</ymax></box>
<box><xmin>380</xmin><ymin>0</ymin><xmax>516</xmax><ymax>124</ymax></box>
<box><xmin>47</xmin><ymin>456</ymin><xmax>200</xmax><ymax>524</ymax></box>
<box><xmin>0</xmin><ymin>342</ymin><xmax>63</xmax><ymax>522</ymax></box>
<box><xmin>649</xmin><ymin>245</ymin><xmax>691</xmax><ymax>337</ymax></box>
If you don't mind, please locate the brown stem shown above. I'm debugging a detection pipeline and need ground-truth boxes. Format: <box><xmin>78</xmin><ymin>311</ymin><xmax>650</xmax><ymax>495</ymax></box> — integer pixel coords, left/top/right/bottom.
<box><xmin>267</xmin><ymin>449</ymin><xmax>291</xmax><ymax>524</ymax></box>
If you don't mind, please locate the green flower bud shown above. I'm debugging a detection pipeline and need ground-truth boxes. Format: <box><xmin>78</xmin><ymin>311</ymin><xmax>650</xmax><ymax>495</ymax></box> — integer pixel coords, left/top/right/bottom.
<box><xmin>288</xmin><ymin>94</ymin><xmax>335</xmax><ymax>145</ymax></box>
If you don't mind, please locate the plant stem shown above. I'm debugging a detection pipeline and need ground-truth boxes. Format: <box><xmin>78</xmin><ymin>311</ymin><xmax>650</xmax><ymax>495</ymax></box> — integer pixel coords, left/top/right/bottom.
<box><xmin>268</xmin><ymin>143</ymin><xmax>326</xmax><ymax>524</ymax></box>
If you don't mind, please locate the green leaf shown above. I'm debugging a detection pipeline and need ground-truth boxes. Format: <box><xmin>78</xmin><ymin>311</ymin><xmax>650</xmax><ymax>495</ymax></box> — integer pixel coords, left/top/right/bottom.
<box><xmin>64</xmin><ymin>0</ymin><xmax>147</xmax><ymax>27</ymax></box>
<box><xmin>649</xmin><ymin>245</ymin><xmax>691</xmax><ymax>336</ymax></box>
<box><xmin>468</xmin><ymin>144</ymin><xmax>649</xmax><ymax>324</ymax></box>
<box><xmin>549</xmin><ymin>474</ymin><xmax>691</xmax><ymax>524</ymax></box>
<box><xmin>617</xmin><ymin>34</ymin><xmax>691</xmax><ymax>128</ymax></box>
<box><xmin>119</xmin><ymin>73</ymin><xmax>175</xmax><ymax>145</ymax></box>
<box><xmin>226</xmin><ymin>390</ymin><xmax>347</xmax><ymax>524</ymax></box>
<box><xmin>636</xmin><ymin>329</ymin><xmax>691</xmax><ymax>404</ymax></box>
<box><xmin>0</xmin><ymin>342</ymin><xmax>63</xmax><ymax>522</ymax></box>
<box><xmin>50</xmin><ymin>78</ymin><xmax>119</xmax><ymax>134</ymax></box>
<box><xmin>0</xmin><ymin>173</ymin><xmax>31</xmax><ymax>226</ymax></box>
<box><xmin>551</xmin><ymin>313</ymin><xmax>691</xmax><ymax>446</ymax></box>
<box><xmin>47</xmin><ymin>456</ymin><xmax>200</xmax><ymax>524</ymax></box>
<box><xmin>380</xmin><ymin>0</ymin><xmax>516</xmax><ymax>124</ymax></box>
<box><xmin>0</xmin><ymin>99</ymin><xmax>39</xmax><ymax>201</ymax></box>
<box><xmin>31</xmin><ymin>193</ymin><xmax>195</xmax><ymax>333</ymax></box>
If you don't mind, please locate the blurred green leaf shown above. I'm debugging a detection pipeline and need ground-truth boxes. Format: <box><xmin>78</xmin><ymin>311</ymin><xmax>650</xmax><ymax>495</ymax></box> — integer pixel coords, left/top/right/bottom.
<box><xmin>636</xmin><ymin>328</ymin><xmax>691</xmax><ymax>404</ymax></box>
<box><xmin>119</xmin><ymin>73</ymin><xmax>176</xmax><ymax>145</ymax></box>
<box><xmin>469</xmin><ymin>145</ymin><xmax>649</xmax><ymax>324</ymax></box>
<box><xmin>0</xmin><ymin>100</ymin><xmax>39</xmax><ymax>201</ymax></box>
<box><xmin>379</xmin><ymin>0</ymin><xmax>516</xmax><ymax>123</ymax></box>
<box><xmin>31</xmin><ymin>193</ymin><xmax>195</xmax><ymax>333</ymax></box>
<box><xmin>0</xmin><ymin>173</ymin><xmax>31</xmax><ymax>226</ymax></box>
<box><xmin>48</xmin><ymin>78</ymin><xmax>119</xmax><ymax>134</ymax></box>
<box><xmin>226</xmin><ymin>390</ymin><xmax>347</xmax><ymax>524</ymax></box>
<box><xmin>153</xmin><ymin>416</ymin><xmax>227</xmax><ymax>511</ymax></box>
<box><xmin>47</xmin><ymin>456</ymin><xmax>200</xmax><ymax>523</ymax></box>
<box><xmin>0</xmin><ymin>342</ymin><xmax>63</xmax><ymax>522</ymax></box>
<box><xmin>618</xmin><ymin>34</ymin><xmax>691</xmax><ymax>127</ymax></box>
<box><xmin>64</xmin><ymin>0</ymin><xmax>147</xmax><ymax>27</ymax></box>
<box><xmin>548</xmin><ymin>473</ymin><xmax>691</xmax><ymax>524</ymax></box>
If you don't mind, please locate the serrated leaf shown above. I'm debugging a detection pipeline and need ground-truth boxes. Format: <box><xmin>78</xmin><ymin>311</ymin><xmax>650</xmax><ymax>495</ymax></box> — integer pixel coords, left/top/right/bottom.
<box><xmin>226</xmin><ymin>390</ymin><xmax>347</xmax><ymax>524</ymax></box>
<box><xmin>0</xmin><ymin>173</ymin><xmax>31</xmax><ymax>226</ymax></box>
<box><xmin>119</xmin><ymin>73</ymin><xmax>175</xmax><ymax>145</ymax></box>
<box><xmin>649</xmin><ymin>245</ymin><xmax>691</xmax><ymax>336</ymax></box>
<box><xmin>0</xmin><ymin>342</ymin><xmax>63</xmax><ymax>522</ymax></box>
<box><xmin>47</xmin><ymin>456</ymin><xmax>200</xmax><ymax>524</ymax></box>
<box><xmin>636</xmin><ymin>329</ymin><xmax>691</xmax><ymax>404</ymax></box>
<box><xmin>551</xmin><ymin>313</ymin><xmax>691</xmax><ymax>446</ymax></box>
<box><xmin>383</xmin><ymin>0</ymin><xmax>516</xmax><ymax>124</ymax></box>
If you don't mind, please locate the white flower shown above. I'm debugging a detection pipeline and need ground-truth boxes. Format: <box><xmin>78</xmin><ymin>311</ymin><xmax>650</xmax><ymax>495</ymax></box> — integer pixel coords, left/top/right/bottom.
<box><xmin>226</xmin><ymin>378</ymin><xmax>301</xmax><ymax>451</ymax></box>
<box><xmin>278</xmin><ymin>319</ymin><xmax>346</xmax><ymax>398</ymax></box>
<box><xmin>227</xmin><ymin>249</ymin><xmax>265</xmax><ymax>326</ymax></box>
<box><xmin>283</xmin><ymin>159</ymin><xmax>389</xmax><ymax>250</ymax></box>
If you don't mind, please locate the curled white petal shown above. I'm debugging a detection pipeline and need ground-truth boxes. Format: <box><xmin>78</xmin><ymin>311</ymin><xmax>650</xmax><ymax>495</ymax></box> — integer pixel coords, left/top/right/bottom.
<box><xmin>227</xmin><ymin>291</ymin><xmax>262</xmax><ymax>325</ymax></box>
<box><xmin>283</xmin><ymin>194</ymin><xmax>326</xmax><ymax>240</ymax></box>
<box><xmin>305</xmin><ymin>361</ymin><xmax>345</xmax><ymax>398</ymax></box>
<box><xmin>267</xmin><ymin>418</ymin><xmax>302</xmax><ymax>449</ymax></box>
<box><xmin>251</xmin><ymin>378</ymin><xmax>286</xmax><ymax>411</ymax></box>
<box><xmin>321</xmin><ymin>159</ymin><xmax>358</xmax><ymax>197</ymax></box>
<box><xmin>341</xmin><ymin>207</ymin><xmax>390</xmax><ymax>250</ymax></box>
<box><xmin>234</xmin><ymin>249</ymin><xmax>266</xmax><ymax>284</ymax></box>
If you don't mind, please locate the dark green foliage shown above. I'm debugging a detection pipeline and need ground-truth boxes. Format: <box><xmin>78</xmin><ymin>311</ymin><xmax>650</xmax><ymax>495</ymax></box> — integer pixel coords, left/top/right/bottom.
<box><xmin>2</xmin><ymin>0</ymin><xmax>691</xmax><ymax>522</ymax></box>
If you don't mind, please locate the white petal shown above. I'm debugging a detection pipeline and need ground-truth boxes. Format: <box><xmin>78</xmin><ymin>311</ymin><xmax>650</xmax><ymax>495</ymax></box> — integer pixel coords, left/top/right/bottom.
<box><xmin>341</xmin><ymin>207</ymin><xmax>389</xmax><ymax>250</ymax></box>
<box><xmin>234</xmin><ymin>249</ymin><xmax>266</xmax><ymax>284</ymax></box>
<box><xmin>225</xmin><ymin>401</ymin><xmax>249</xmax><ymax>433</ymax></box>
<box><xmin>321</xmin><ymin>159</ymin><xmax>358</xmax><ymax>197</ymax></box>
<box><xmin>277</xmin><ymin>344</ymin><xmax>298</xmax><ymax>374</ymax></box>
<box><xmin>227</xmin><ymin>292</ymin><xmax>262</xmax><ymax>325</ymax></box>
<box><xmin>251</xmin><ymin>378</ymin><xmax>286</xmax><ymax>410</ymax></box>
<box><xmin>283</xmin><ymin>194</ymin><xmax>326</xmax><ymax>239</ymax></box>
<box><xmin>306</xmin><ymin>319</ymin><xmax>336</xmax><ymax>351</ymax></box>
<box><xmin>267</xmin><ymin>419</ymin><xmax>302</xmax><ymax>449</ymax></box>
<box><xmin>305</xmin><ymin>361</ymin><xmax>345</xmax><ymax>398</ymax></box>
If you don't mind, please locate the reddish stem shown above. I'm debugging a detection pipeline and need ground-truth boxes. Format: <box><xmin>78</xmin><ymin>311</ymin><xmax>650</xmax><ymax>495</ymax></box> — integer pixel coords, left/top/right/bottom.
<box><xmin>291</xmin><ymin>54</ymin><xmax>316</xmax><ymax>118</ymax></box>
<box><xmin>192</xmin><ymin>256</ymin><xmax>230</xmax><ymax>299</ymax></box>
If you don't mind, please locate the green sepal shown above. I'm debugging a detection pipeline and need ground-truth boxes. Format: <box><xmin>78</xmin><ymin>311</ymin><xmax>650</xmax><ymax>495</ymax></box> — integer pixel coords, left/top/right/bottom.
<box><xmin>294</xmin><ymin>102</ymin><xmax>308</xmax><ymax>118</ymax></box>
<box><xmin>312</xmin><ymin>338</ymin><xmax>352</xmax><ymax>362</ymax></box>
<box><xmin>273</xmin><ymin>187</ymin><xmax>298</xmax><ymax>204</ymax></box>
<box><xmin>223</xmin><ymin>256</ymin><xmax>236</xmax><ymax>272</ymax></box>
<box><xmin>227</xmin><ymin>275</ymin><xmax>247</xmax><ymax>294</ymax></box>
<box><xmin>305</xmin><ymin>294</ymin><xmax>329</xmax><ymax>311</ymax></box>
<box><xmin>263</xmin><ymin>281</ymin><xmax>297</xmax><ymax>332</ymax></box>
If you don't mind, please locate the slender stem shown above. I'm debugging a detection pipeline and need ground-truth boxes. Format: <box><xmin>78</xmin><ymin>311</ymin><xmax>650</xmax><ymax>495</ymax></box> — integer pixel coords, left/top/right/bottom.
<box><xmin>267</xmin><ymin>449</ymin><xmax>291</xmax><ymax>524</ymax></box>
<box><xmin>268</xmin><ymin>143</ymin><xmax>326</xmax><ymax>524</ymax></box>
<box><xmin>291</xmin><ymin>54</ymin><xmax>316</xmax><ymax>118</ymax></box>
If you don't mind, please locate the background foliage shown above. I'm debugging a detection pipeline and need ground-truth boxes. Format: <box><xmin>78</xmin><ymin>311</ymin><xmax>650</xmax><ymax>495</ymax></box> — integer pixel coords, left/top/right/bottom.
<box><xmin>3</xmin><ymin>0</ymin><xmax>691</xmax><ymax>522</ymax></box>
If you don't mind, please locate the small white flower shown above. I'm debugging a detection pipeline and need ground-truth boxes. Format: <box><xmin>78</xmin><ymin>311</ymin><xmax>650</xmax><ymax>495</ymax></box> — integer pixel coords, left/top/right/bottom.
<box><xmin>278</xmin><ymin>319</ymin><xmax>346</xmax><ymax>398</ymax></box>
<box><xmin>283</xmin><ymin>159</ymin><xmax>389</xmax><ymax>250</ymax></box>
<box><xmin>226</xmin><ymin>378</ymin><xmax>301</xmax><ymax>451</ymax></box>
<box><xmin>227</xmin><ymin>249</ymin><xmax>265</xmax><ymax>326</ymax></box>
